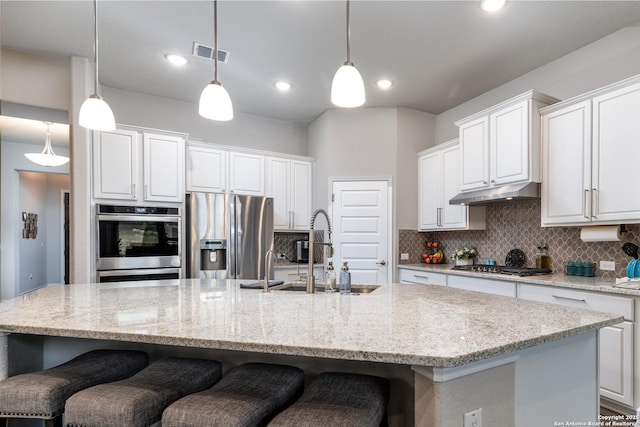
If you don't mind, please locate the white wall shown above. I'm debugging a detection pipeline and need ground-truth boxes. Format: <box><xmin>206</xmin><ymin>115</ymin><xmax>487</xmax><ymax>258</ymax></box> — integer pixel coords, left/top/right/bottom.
<box><xmin>1</xmin><ymin>49</ymin><xmax>70</xmax><ymax>110</ymax></box>
<box><xmin>1</xmin><ymin>141</ymin><xmax>69</xmax><ymax>300</ymax></box>
<box><xmin>435</xmin><ymin>25</ymin><xmax>640</xmax><ymax>144</ymax></box>
<box><xmin>102</xmin><ymin>87</ymin><xmax>308</xmax><ymax>156</ymax></box>
<box><xmin>19</xmin><ymin>172</ymin><xmax>48</xmax><ymax>294</ymax></box>
<box><xmin>396</xmin><ymin>108</ymin><xmax>436</xmax><ymax>229</ymax></box>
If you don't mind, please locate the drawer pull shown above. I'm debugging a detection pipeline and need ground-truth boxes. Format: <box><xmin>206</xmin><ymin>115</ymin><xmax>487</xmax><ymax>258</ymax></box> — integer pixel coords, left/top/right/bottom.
<box><xmin>552</xmin><ymin>294</ymin><xmax>587</xmax><ymax>303</ymax></box>
<box><xmin>413</xmin><ymin>274</ymin><xmax>429</xmax><ymax>279</ymax></box>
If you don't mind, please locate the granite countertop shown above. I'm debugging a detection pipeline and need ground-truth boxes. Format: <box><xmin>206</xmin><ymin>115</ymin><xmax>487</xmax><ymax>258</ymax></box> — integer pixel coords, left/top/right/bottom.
<box><xmin>0</xmin><ymin>279</ymin><xmax>619</xmax><ymax>368</ymax></box>
<box><xmin>399</xmin><ymin>264</ymin><xmax>640</xmax><ymax>296</ymax></box>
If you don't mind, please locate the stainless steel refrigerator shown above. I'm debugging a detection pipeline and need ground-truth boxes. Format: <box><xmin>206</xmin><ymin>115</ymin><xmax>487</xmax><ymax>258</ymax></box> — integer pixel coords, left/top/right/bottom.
<box><xmin>185</xmin><ymin>192</ymin><xmax>274</xmax><ymax>280</ymax></box>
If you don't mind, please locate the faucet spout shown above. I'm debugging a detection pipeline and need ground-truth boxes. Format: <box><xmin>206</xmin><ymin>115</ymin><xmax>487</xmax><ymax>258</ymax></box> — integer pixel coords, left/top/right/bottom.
<box><xmin>307</xmin><ymin>209</ymin><xmax>333</xmax><ymax>294</ymax></box>
<box><xmin>264</xmin><ymin>249</ymin><xmax>277</xmax><ymax>292</ymax></box>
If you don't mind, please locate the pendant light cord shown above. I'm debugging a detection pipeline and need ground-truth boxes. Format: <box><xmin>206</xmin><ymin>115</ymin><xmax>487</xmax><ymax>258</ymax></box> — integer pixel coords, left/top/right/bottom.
<box><xmin>213</xmin><ymin>0</ymin><xmax>219</xmax><ymax>83</ymax></box>
<box><xmin>93</xmin><ymin>0</ymin><xmax>100</xmax><ymax>95</ymax></box>
<box><xmin>346</xmin><ymin>0</ymin><xmax>351</xmax><ymax>65</ymax></box>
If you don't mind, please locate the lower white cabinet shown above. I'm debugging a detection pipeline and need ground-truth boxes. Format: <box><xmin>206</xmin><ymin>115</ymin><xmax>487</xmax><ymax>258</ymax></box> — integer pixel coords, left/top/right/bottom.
<box><xmin>398</xmin><ymin>268</ymin><xmax>447</xmax><ymax>286</ymax></box>
<box><xmin>517</xmin><ymin>283</ymin><xmax>635</xmax><ymax>407</ymax></box>
<box><xmin>447</xmin><ymin>275</ymin><xmax>516</xmax><ymax>297</ymax></box>
<box><xmin>274</xmin><ymin>265</ymin><xmax>323</xmax><ymax>283</ymax></box>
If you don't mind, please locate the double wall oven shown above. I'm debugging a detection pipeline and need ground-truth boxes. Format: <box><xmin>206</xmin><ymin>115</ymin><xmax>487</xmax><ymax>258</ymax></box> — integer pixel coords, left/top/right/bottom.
<box><xmin>96</xmin><ymin>205</ymin><xmax>181</xmax><ymax>282</ymax></box>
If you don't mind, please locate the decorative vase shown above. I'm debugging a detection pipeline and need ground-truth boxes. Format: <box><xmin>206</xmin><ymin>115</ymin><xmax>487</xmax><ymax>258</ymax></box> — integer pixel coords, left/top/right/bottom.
<box><xmin>456</xmin><ymin>258</ymin><xmax>475</xmax><ymax>266</ymax></box>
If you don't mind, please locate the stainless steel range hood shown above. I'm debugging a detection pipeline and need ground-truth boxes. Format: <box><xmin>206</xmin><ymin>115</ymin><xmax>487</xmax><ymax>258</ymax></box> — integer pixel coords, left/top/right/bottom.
<box><xmin>449</xmin><ymin>182</ymin><xmax>540</xmax><ymax>206</ymax></box>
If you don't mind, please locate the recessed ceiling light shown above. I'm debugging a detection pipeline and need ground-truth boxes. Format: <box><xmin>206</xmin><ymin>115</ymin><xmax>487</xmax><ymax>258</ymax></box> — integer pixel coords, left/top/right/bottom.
<box><xmin>376</xmin><ymin>79</ymin><xmax>393</xmax><ymax>90</ymax></box>
<box><xmin>164</xmin><ymin>54</ymin><xmax>188</xmax><ymax>66</ymax></box>
<box><xmin>480</xmin><ymin>0</ymin><xmax>505</xmax><ymax>12</ymax></box>
<box><xmin>276</xmin><ymin>81</ymin><xmax>292</xmax><ymax>91</ymax></box>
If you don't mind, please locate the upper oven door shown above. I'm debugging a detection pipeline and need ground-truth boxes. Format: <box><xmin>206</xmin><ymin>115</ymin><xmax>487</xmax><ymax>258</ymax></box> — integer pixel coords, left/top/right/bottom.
<box><xmin>96</xmin><ymin>214</ymin><xmax>181</xmax><ymax>270</ymax></box>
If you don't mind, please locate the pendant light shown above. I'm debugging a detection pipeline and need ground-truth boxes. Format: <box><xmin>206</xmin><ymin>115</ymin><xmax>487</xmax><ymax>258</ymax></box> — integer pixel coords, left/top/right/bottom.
<box><xmin>199</xmin><ymin>0</ymin><xmax>233</xmax><ymax>121</ymax></box>
<box><xmin>79</xmin><ymin>0</ymin><xmax>116</xmax><ymax>131</ymax></box>
<box><xmin>331</xmin><ymin>0</ymin><xmax>365</xmax><ymax>108</ymax></box>
<box><xmin>24</xmin><ymin>122</ymin><xmax>70</xmax><ymax>167</ymax></box>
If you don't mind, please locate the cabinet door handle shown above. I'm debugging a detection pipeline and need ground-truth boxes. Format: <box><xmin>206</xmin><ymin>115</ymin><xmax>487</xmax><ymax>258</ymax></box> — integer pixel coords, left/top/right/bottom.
<box><xmin>583</xmin><ymin>189</ymin><xmax>589</xmax><ymax>219</ymax></box>
<box><xmin>490</xmin><ymin>179</ymin><xmax>496</xmax><ymax>183</ymax></box>
<box><xmin>592</xmin><ymin>188</ymin><xmax>598</xmax><ymax>219</ymax></box>
<box><xmin>376</xmin><ymin>260</ymin><xmax>387</xmax><ymax>266</ymax></box>
<box><xmin>437</xmin><ymin>208</ymin><xmax>442</xmax><ymax>227</ymax></box>
<box><xmin>132</xmin><ymin>184</ymin><xmax>136</xmax><ymax>198</ymax></box>
<box><xmin>552</xmin><ymin>294</ymin><xmax>587</xmax><ymax>303</ymax></box>
<box><xmin>144</xmin><ymin>185</ymin><xmax>148</xmax><ymax>199</ymax></box>
<box><xmin>482</xmin><ymin>181</ymin><xmax>488</xmax><ymax>185</ymax></box>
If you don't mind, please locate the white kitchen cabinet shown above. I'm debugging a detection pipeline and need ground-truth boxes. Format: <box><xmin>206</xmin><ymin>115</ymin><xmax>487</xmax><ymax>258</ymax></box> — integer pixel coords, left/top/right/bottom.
<box><xmin>93</xmin><ymin>128</ymin><xmax>185</xmax><ymax>203</ymax></box>
<box><xmin>93</xmin><ymin>128</ymin><xmax>138</xmax><ymax>200</ymax></box>
<box><xmin>274</xmin><ymin>265</ymin><xmax>323</xmax><ymax>283</ymax></box>
<box><xmin>456</xmin><ymin>91</ymin><xmax>558</xmax><ymax>192</ymax></box>
<box><xmin>186</xmin><ymin>143</ymin><xmax>227</xmax><ymax>193</ymax></box>
<box><xmin>447</xmin><ymin>275</ymin><xmax>516</xmax><ymax>297</ymax></box>
<box><xmin>541</xmin><ymin>76</ymin><xmax>640</xmax><ymax>226</ymax></box>
<box><xmin>229</xmin><ymin>152</ymin><xmax>264</xmax><ymax>196</ymax></box>
<box><xmin>266</xmin><ymin>157</ymin><xmax>312</xmax><ymax>230</ymax></box>
<box><xmin>517</xmin><ymin>282</ymin><xmax>635</xmax><ymax>407</ymax></box>
<box><xmin>143</xmin><ymin>133</ymin><xmax>185</xmax><ymax>202</ymax></box>
<box><xmin>418</xmin><ymin>140</ymin><xmax>485</xmax><ymax>231</ymax></box>
<box><xmin>398</xmin><ymin>268</ymin><xmax>447</xmax><ymax>286</ymax></box>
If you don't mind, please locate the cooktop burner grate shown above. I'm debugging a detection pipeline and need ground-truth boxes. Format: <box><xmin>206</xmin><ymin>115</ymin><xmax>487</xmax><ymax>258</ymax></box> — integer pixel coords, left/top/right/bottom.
<box><xmin>451</xmin><ymin>265</ymin><xmax>552</xmax><ymax>277</ymax></box>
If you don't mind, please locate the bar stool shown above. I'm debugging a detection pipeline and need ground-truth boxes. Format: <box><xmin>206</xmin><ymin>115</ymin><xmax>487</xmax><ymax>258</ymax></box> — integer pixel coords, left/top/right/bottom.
<box><xmin>64</xmin><ymin>357</ymin><xmax>222</xmax><ymax>427</ymax></box>
<box><xmin>0</xmin><ymin>349</ymin><xmax>148</xmax><ymax>427</ymax></box>
<box><xmin>162</xmin><ymin>362</ymin><xmax>304</xmax><ymax>427</ymax></box>
<box><xmin>268</xmin><ymin>372</ymin><xmax>390</xmax><ymax>427</ymax></box>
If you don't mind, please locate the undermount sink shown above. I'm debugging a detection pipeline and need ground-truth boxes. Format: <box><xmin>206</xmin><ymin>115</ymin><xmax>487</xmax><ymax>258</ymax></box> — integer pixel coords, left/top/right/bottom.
<box><xmin>271</xmin><ymin>283</ymin><xmax>380</xmax><ymax>294</ymax></box>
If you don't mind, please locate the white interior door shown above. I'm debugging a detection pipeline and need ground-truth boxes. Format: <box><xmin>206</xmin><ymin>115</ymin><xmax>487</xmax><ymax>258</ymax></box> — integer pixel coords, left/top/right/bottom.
<box><xmin>331</xmin><ymin>180</ymin><xmax>390</xmax><ymax>284</ymax></box>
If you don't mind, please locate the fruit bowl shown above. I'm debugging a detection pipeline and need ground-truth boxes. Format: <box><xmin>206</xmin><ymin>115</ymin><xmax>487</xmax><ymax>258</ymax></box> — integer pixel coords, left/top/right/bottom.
<box><xmin>422</xmin><ymin>249</ymin><xmax>444</xmax><ymax>264</ymax></box>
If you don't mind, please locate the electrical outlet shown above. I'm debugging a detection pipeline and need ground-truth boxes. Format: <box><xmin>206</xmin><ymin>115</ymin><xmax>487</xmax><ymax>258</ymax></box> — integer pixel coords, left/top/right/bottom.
<box><xmin>400</xmin><ymin>253</ymin><xmax>409</xmax><ymax>261</ymax></box>
<box><xmin>463</xmin><ymin>408</ymin><xmax>482</xmax><ymax>427</ymax></box>
<box><xmin>600</xmin><ymin>260</ymin><xmax>615</xmax><ymax>271</ymax></box>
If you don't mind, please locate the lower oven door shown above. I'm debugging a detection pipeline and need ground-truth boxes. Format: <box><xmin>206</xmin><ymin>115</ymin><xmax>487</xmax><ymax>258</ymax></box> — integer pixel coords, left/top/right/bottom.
<box><xmin>97</xmin><ymin>268</ymin><xmax>181</xmax><ymax>283</ymax></box>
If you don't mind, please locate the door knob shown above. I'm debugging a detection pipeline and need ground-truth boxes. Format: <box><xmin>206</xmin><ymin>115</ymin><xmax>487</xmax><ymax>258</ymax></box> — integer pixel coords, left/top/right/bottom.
<box><xmin>376</xmin><ymin>260</ymin><xmax>387</xmax><ymax>266</ymax></box>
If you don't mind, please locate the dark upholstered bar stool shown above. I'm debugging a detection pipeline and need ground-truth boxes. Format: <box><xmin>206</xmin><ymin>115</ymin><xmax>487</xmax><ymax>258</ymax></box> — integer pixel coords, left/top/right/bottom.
<box><xmin>64</xmin><ymin>357</ymin><xmax>222</xmax><ymax>427</ymax></box>
<box><xmin>162</xmin><ymin>362</ymin><xmax>304</xmax><ymax>427</ymax></box>
<box><xmin>0</xmin><ymin>349</ymin><xmax>148</xmax><ymax>427</ymax></box>
<box><xmin>268</xmin><ymin>372</ymin><xmax>390</xmax><ymax>427</ymax></box>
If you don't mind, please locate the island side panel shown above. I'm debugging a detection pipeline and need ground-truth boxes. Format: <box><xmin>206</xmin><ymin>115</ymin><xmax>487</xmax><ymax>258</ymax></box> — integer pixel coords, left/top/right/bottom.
<box><xmin>515</xmin><ymin>330</ymin><xmax>599</xmax><ymax>427</ymax></box>
<box><xmin>414</xmin><ymin>362</ymin><xmax>515</xmax><ymax>427</ymax></box>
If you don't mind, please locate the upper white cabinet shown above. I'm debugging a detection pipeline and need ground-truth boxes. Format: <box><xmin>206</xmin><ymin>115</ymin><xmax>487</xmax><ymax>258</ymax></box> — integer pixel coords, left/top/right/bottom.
<box><xmin>541</xmin><ymin>76</ymin><xmax>640</xmax><ymax>226</ymax></box>
<box><xmin>229</xmin><ymin>152</ymin><xmax>265</xmax><ymax>196</ymax></box>
<box><xmin>418</xmin><ymin>140</ymin><xmax>485</xmax><ymax>231</ymax></box>
<box><xmin>143</xmin><ymin>133</ymin><xmax>185</xmax><ymax>202</ymax></box>
<box><xmin>266</xmin><ymin>157</ymin><xmax>313</xmax><ymax>230</ymax></box>
<box><xmin>186</xmin><ymin>144</ymin><xmax>227</xmax><ymax>193</ymax></box>
<box><xmin>93</xmin><ymin>127</ymin><xmax>185</xmax><ymax>203</ymax></box>
<box><xmin>456</xmin><ymin>91</ymin><xmax>559</xmax><ymax>192</ymax></box>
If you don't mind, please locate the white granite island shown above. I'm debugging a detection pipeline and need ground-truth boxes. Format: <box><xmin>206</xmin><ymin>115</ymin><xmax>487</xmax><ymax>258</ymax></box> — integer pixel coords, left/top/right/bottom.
<box><xmin>0</xmin><ymin>279</ymin><xmax>621</xmax><ymax>427</ymax></box>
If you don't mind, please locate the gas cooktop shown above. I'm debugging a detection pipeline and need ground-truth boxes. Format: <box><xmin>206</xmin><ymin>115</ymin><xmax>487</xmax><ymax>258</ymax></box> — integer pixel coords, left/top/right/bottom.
<box><xmin>451</xmin><ymin>265</ymin><xmax>552</xmax><ymax>277</ymax></box>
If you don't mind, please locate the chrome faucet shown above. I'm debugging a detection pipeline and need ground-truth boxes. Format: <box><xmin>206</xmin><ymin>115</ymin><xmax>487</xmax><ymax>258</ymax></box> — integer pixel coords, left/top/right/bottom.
<box><xmin>264</xmin><ymin>249</ymin><xmax>277</xmax><ymax>292</ymax></box>
<box><xmin>307</xmin><ymin>209</ymin><xmax>333</xmax><ymax>294</ymax></box>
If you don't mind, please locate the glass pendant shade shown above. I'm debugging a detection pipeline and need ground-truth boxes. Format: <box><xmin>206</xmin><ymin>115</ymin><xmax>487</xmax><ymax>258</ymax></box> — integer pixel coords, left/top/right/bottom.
<box><xmin>79</xmin><ymin>95</ymin><xmax>116</xmax><ymax>131</ymax></box>
<box><xmin>331</xmin><ymin>62</ymin><xmax>366</xmax><ymax>108</ymax></box>
<box><xmin>24</xmin><ymin>123</ymin><xmax>70</xmax><ymax>167</ymax></box>
<box><xmin>199</xmin><ymin>81</ymin><xmax>233</xmax><ymax>121</ymax></box>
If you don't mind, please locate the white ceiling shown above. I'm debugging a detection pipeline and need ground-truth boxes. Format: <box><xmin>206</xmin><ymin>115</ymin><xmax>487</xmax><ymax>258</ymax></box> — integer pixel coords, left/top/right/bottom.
<box><xmin>3</xmin><ymin>1</ymin><xmax>640</xmax><ymax>139</ymax></box>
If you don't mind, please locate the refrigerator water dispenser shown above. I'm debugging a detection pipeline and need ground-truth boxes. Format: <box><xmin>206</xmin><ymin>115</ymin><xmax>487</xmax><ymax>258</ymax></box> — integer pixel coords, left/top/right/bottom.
<box><xmin>200</xmin><ymin>239</ymin><xmax>227</xmax><ymax>271</ymax></box>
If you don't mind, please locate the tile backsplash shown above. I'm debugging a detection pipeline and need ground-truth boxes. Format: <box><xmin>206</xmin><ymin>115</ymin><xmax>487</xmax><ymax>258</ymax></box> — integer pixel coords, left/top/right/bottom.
<box><xmin>274</xmin><ymin>231</ymin><xmax>324</xmax><ymax>265</ymax></box>
<box><xmin>399</xmin><ymin>200</ymin><xmax>639</xmax><ymax>279</ymax></box>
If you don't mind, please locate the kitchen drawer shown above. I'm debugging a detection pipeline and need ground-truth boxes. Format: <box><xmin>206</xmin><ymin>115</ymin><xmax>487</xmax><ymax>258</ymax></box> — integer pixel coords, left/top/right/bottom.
<box><xmin>448</xmin><ymin>275</ymin><xmax>516</xmax><ymax>297</ymax></box>
<box><xmin>398</xmin><ymin>269</ymin><xmax>447</xmax><ymax>286</ymax></box>
<box><xmin>517</xmin><ymin>283</ymin><xmax>634</xmax><ymax>321</ymax></box>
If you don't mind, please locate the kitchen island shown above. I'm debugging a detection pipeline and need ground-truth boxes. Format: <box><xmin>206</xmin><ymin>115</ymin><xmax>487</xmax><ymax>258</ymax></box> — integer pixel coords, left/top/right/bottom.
<box><xmin>0</xmin><ymin>279</ymin><xmax>621</xmax><ymax>427</ymax></box>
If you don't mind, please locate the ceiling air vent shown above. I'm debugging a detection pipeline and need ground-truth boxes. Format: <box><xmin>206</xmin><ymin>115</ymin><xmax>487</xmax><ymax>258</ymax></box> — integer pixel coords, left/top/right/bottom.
<box><xmin>192</xmin><ymin>42</ymin><xmax>230</xmax><ymax>63</ymax></box>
